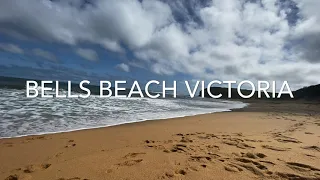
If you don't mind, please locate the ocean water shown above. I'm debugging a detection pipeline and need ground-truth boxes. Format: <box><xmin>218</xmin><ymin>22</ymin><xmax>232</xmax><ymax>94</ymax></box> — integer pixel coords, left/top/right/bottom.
<box><xmin>0</xmin><ymin>88</ymin><xmax>247</xmax><ymax>138</ymax></box>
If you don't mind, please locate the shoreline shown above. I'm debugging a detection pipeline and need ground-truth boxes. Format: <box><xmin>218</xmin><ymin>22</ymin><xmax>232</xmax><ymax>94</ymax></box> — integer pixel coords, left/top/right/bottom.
<box><xmin>0</xmin><ymin>100</ymin><xmax>319</xmax><ymax>180</ymax></box>
<box><xmin>0</xmin><ymin>110</ymin><xmax>237</xmax><ymax>140</ymax></box>
<box><xmin>0</xmin><ymin>100</ymin><xmax>248</xmax><ymax>139</ymax></box>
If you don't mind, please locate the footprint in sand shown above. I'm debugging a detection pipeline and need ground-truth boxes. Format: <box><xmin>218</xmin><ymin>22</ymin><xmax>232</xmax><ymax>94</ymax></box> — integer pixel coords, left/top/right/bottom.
<box><xmin>5</xmin><ymin>174</ymin><xmax>33</xmax><ymax>180</ymax></box>
<box><xmin>180</xmin><ymin>136</ymin><xmax>193</xmax><ymax>143</ymax></box>
<box><xmin>164</xmin><ymin>172</ymin><xmax>175</xmax><ymax>178</ymax></box>
<box><xmin>144</xmin><ymin>140</ymin><xmax>155</xmax><ymax>144</ymax></box>
<box><xmin>262</xmin><ymin>145</ymin><xmax>291</xmax><ymax>152</ymax></box>
<box><xmin>281</xmin><ymin>162</ymin><xmax>320</xmax><ymax>179</ymax></box>
<box><xmin>23</xmin><ymin>163</ymin><xmax>51</xmax><ymax>173</ymax></box>
<box><xmin>117</xmin><ymin>152</ymin><xmax>146</xmax><ymax>167</ymax></box>
<box><xmin>200</xmin><ymin>164</ymin><xmax>207</xmax><ymax>168</ymax></box>
<box><xmin>26</xmin><ymin>136</ymin><xmax>47</xmax><ymax>141</ymax></box>
<box><xmin>160</xmin><ymin>169</ymin><xmax>187</xmax><ymax>178</ymax></box>
<box><xmin>55</xmin><ymin>152</ymin><xmax>64</xmax><ymax>158</ymax></box>
<box><xmin>170</xmin><ymin>144</ymin><xmax>188</xmax><ymax>153</ymax></box>
<box><xmin>206</xmin><ymin>145</ymin><xmax>220</xmax><ymax>151</ymax></box>
<box><xmin>65</xmin><ymin>140</ymin><xmax>76</xmax><ymax>148</ymax></box>
<box><xmin>175</xmin><ymin>169</ymin><xmax>187</xmax><ymax>175</ymax></box>
<box><xmin>144</xmin><ymin>140</ymin><xmax>156</xmax><ymax>148</ymax></box>
<box><xmin>232</xmin><ymin>158</ymin><xmax>271</xmax><ymax>177</ymax></box>
<box><xmin>224</xmin><ymin>164</ymin><xmax>243</xmax><ymax>172</ymax></box>
<box><xmin>207</xmin><ymin>152</ymin><xmax>222</xmax><ymax>159</ymax></box>
<box><xmin>305</xmin><ymin>132</ymin><xmax>314</xmax><ymax>135</ymax></box>
<box><xmin>189</xmin><ymin>155</ymin><xmax>212</xmax><ymax>163</ymax></box>
<box><xmin>145</xmin><ymin>140</ymin><xmax>166</xmax><ymax>151</ymax></box>
<box><xmin>223</xmin><ymin>140</ymin><xmax>255</xmax><ymax>149</ymax></box>
<box><xmin>276</xmin><ymin>172</ymin><xmax>319</xmax><ymax>180</ymax></box>
<box><xmin>242</xmin><ymin>152</ymin><xmax>267</xmax><ymax>159</ymax></box>
<box><xmin>275</xmin><ymin>138</ymin><xmax>302</xmax><ymax>144</ymax></box>
<box><xmin>244</xmin><ymin>139</ymin><xmax>264</xmax><ymax>143</ymax></box>
<box><xmin>3</xmin><ymin>142</ymin><xmax>14</xmax><ymax>147</ymax></box>
<box><xmin>5</xmin><ymin>175</ymin><xmax>18</xmax><ymax>180</ymax></box>
<box><xmin>117</xmin><ymin>159</ymin><xmax>143</xmax><ymax>166</ymax></box>
<box><xmin>259</xmin><ymin>160</ymin><xmax>275</xmax><ymax>165</ymax></box>
<box><xmin>273</xmin><ymin>133</ymin><xmax>302</xmax><ymax>143</ymax></box>
<box><xmin>286</xmin><ymin>162</ymin><xmax>320</xmax><ymax>172</ymax></box>
<box><xmin>5</xmin><ymin>171</ymin><xmax>40</xmax><ymax>180</ymax></box>
<box><xmin>123</xmin><ymin>152</ymin><xmax>146</xmax><ymax>159</ymax></box>
<box><xmin>302</xmin><ymin>146</ymin><xmax>320</xmax><ymax>152</ymax></box>
<box><xmin>197</xmin><ymin>133</ymin><xmax>219</xmax><ymax>140</ymax></box>
<box><xmin>305</xmin><ymin>154</ymin><xmax>317</xmax><ymax>158</ymax></box>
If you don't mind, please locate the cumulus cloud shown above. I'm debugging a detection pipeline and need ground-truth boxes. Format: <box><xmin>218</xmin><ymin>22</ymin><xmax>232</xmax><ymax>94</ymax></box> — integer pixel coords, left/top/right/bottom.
<box><xmin>1</xmin><ymin>0</ymin><xmax>320</xmax><ymax>89</ymax></box>
<box><xmin>0</xmin><ymin>43</ymin><xmax>24</xmax><ymax>54</ymax></box>
<box><xmin>0</xmin><ymin>0</ymin><xmax>172</xmax><ymax>52</ymax></box>
<box><xmin>116</xmin><ymin>63</ymin><xmax>130</xmax><ymax>72</ymax></box>
<box><xmin>32</xmin><ymin>48</ymin><xmax>57</xmax><ymax>62</ymax></box>
<box><xmin>75</xmin><ymin>48</ymin><xmax>99</xmax><ymax>61</ymax></box>
<box><xmin>289</xmin><ymin>0</ymin><xmax>320</xmax><ymax>64</ymax></box>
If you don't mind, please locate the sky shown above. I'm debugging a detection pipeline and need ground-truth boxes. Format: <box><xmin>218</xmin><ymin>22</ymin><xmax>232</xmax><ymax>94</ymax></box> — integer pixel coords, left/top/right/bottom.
<box><xmin>0</xmin><ymin>0</ymin><xmax>320</xmax><ymax>92</ymax></box>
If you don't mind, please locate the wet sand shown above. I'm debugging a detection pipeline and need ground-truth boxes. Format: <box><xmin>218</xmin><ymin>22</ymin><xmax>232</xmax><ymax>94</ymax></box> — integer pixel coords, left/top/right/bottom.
<box><xmin>0</xmin><ymin>101</ymin><xmax>320</xmax><ymax>180</ymax></box>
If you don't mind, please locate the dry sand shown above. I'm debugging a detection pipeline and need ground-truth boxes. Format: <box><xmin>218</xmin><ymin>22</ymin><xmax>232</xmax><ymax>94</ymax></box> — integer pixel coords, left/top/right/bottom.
<box><xmin>0</xmin><ymin>101</ymin><xmax>320</xmax><ymax>180</ymax></box>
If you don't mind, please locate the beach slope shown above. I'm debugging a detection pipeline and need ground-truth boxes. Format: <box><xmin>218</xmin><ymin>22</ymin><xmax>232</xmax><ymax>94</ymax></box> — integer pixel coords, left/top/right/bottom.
<box><xmin>0</xmin><ymin>102</ymin><xmax>320</xmax><ymax>180</ymax></box>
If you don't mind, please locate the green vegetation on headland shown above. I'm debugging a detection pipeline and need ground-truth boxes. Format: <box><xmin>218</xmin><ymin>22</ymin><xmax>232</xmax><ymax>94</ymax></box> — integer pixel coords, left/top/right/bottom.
<box><xmin>199</xmin><ymin>85</ymin><xmax>320</xmax><ymax>100</ymax></box>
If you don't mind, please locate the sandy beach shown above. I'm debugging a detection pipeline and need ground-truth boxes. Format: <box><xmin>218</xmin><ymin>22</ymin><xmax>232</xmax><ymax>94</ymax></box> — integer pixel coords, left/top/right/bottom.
<box><xmin>0</xmin><ymin>101</ymin><xmax>320</xmax><ymax>180</ymax></box>
<box><xmin>2</xmin><ymin>0</ymin><xmax>320</xmax><ymax>179</ymax></box>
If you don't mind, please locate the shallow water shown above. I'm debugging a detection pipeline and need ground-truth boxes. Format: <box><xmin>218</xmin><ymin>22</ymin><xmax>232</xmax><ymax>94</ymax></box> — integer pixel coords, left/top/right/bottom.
<box><xmin>0</xmin><ymin>88</ymin><xmax>247</xmax><ymax>138</ymax></box>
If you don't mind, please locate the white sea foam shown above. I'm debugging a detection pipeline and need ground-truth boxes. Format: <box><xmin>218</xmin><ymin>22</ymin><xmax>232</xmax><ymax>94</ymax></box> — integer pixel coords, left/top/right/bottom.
<box><xmin>0</xmin><ymin>88</ymin><xmax>247</xmax><ymax>138</ymax></box>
